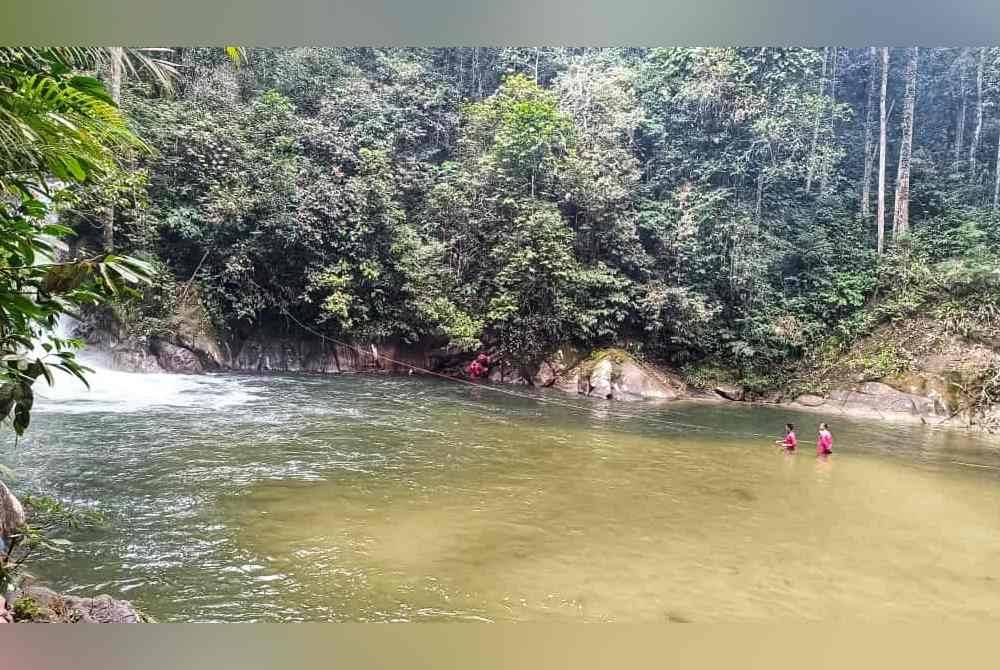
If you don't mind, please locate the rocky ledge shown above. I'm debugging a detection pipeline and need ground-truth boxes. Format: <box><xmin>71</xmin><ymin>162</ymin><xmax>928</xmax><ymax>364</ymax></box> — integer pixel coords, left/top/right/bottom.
<box><xmin>2</xmin><ymin>585</ymin><xmax>149</xmax><ymax>624</ymax></box>
<box><xmin>488</xmin><ymin>346</ymin><xmax>687</xmax><ymax>402</ymax></box>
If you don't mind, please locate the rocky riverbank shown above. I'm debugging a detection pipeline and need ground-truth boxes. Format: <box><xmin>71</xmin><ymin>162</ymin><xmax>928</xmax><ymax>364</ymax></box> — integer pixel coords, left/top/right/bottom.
<box><xmin>2</xmin><ymin>585</ymin><xmax>148</xmax><ymax>624</ymax></box>
<box><xmin>73</xmin><ymin>297</ymin><xmax>1000</xmax><ymax>432</ymax></box>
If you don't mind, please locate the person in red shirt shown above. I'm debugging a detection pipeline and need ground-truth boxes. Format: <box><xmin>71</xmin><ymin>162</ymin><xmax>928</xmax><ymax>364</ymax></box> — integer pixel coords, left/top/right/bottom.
<box><xmin>774</xmin><ymin>423</ymin><xmax>797</xmax><ymax>451</ymax></box>
<box><xmin>817</xmin><ymin>423</ymin><xmax>833</xmax><ymax>455</ymax></box>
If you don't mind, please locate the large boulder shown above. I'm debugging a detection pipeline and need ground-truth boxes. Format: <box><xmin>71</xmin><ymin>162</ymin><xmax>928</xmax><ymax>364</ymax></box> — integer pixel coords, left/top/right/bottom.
<box><xmin>614</xmin><ymin>360</ymin><xmax>681</xmax><ymax>401</ymax></box>
<box><xmin>151</xmin><ymin>340</ymin><xmax>204</xmax><ymax>374</ymax></box>
<box><xmin>827</xmin><ymin>382</ymin><xmax>946</xmax><ymax>417</ymax></box>
<box><xmin>110</xmin><ymin>337</ymin><xmax>163</xmax><ymax>373</ymax></box>
<box><xmin>588</xmin><ymin>358</ymin><xmax>615</xmax><ymax>399</ymax></box>
<box><xmin>552</xmin><ymin>368</ymin><xmax>580</xmax><ymax>394</ymax></box>
<box><xmin>794</xmin><ymin>380</ymin><xmax>952</xmax><ymax>419</ymax></box>
<box><xmin>531</xmin><ymin>347</ymin><xmax>583</xmax><ymax>387</ymax></box>
<box><xmin>487</xmin><ymin>362</ymin><xmax>529</xmax><ymax>385</ymax></box>
<box><xmin>168</xmin><ymin>292</ymin><xmax>225</xmax><ymax>370</ymax></box>
<box><xmin>714</xmin><ymin>383</ymin><xmax>745</xmax><ymax>402</ymax></box>
<box><xmin>794</xmin><ymin>394</ymin><xmax>827</xmax><ymax>407</ymax></box>
<box><xmin>538</xmin><ymin>348</ymin><xmax>684</xmax><ymax>402</ymax></box>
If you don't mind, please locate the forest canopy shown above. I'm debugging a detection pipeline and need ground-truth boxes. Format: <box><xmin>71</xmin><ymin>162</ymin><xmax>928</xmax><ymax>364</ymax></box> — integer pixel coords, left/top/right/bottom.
<box><xmin>59</xmin><ymin>47</ymin><xmax>1000</xmax><ymax>383</ymax></box>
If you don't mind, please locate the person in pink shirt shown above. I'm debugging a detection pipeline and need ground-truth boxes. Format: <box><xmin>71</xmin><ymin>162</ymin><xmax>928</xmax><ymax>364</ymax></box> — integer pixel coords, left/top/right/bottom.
<box><xmin>816</xmin><ymin>423</ymin><xmax>833</xmax><ymax>455</ymax></box>
<box><xmin>774</xmin><ymin>423</ymin><xmax>797</xmax><ymax>451</ymax></box>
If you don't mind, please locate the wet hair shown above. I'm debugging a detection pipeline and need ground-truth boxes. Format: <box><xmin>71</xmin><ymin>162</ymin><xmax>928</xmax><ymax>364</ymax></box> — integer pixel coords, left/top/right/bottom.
<box><xmin>785</xmin><ymin>423</ymin><xmax>794</xmax><ymax>432</ymax></box>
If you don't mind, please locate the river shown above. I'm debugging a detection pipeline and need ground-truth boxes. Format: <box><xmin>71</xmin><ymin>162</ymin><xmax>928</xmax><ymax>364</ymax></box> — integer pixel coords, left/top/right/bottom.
<box><xmin>5</xmin><ymin>366</ymin><xmax>1000</xmax><ymax>622</ymax></box>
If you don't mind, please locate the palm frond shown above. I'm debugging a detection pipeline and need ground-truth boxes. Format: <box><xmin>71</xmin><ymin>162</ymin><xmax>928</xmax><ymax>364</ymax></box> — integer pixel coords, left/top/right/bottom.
<box><xmin>225</xmin><ymin>46</ymin><xmax>248</xmax><ymax>67</ymax></box>
<box><xmin>0</xmin><ymin>66</ymin><xmax>146</xmax><ymax>193</ymax></box>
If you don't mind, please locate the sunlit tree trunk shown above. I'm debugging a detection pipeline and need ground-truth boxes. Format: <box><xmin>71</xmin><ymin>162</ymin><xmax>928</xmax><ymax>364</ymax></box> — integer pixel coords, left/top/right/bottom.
<box><xmin>954</xmin><ymin>48</ymin><xmax>969</xmax><ymax>164</ymax></box>
<box><xmin>102</xmin><ymin>47</ymin><xmax>124</xmax><ymax>253</ymax></box>
<box><xmin>877</xmin><ymin>47</ymin><xmax>889</xmax><ymax>256</ymax></box>
<box><xmin>862</xmin><ymin>47</ymin><xmax>877</xmax><ymax>219</ymax></box>
<box><xmin>755</xmin><ymin>170</ymin><xmax>765</xmax><ymax>221</ymax></box>
<box><xmin>969</xmin><ymin>48</ymin><xmax>985</xmax><ymax>178</ymax></box>
<box><xmin>893</xmin><ymin>47</ymin><xmax>918</xmax><ymax>241</ymax></box>
<box><xmin>993</xmin><ymin>130</ymin><xmax>1000</xmax><ymax>209</ymax></box>
<box><xmin>820</xmin><ymin>47</ymin><xmax>839</xmax><ymax>194</ymax></box>
<box><xmin>805</xmin><ymin>47</ymin><xmax>829</xmax><ymax>194</ymax></box>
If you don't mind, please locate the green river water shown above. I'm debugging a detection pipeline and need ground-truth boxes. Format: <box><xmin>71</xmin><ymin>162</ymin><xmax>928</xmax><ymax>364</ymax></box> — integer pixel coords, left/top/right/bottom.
<box><xmin>6</xmin><ymin>369</ymin><xmax>1000</xmax><ymax>622</ymax></box>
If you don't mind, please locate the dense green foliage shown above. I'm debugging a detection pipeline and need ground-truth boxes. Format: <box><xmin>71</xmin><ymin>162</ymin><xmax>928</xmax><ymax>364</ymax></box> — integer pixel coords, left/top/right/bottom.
<box><xmin>70</xmin><ymin>47</ymin><xmax>1000</xmax><ymax>378</ymax></box>
<box><xmin>1</xmin><ymin>48</ymin><xmax>155</xmax><ymax>439</ymax></box>
<box><xmin>1</xmin><ymin>48</ymin><xmax>161</xmax><ymax>599</ymax></box>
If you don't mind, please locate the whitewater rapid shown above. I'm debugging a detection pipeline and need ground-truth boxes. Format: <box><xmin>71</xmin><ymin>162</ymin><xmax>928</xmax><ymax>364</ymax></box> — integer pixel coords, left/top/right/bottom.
<box><xmin>30</xmin><ymin>318</ymin><xmax>257</xmax><ymax>414</ymax></box>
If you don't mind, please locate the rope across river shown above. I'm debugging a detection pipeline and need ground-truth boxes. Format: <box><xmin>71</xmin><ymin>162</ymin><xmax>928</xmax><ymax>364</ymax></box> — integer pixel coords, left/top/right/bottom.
<box><xmin>279</xmin><ymin>308</ymin><xmax>767</xmax><ymax>440</ymax></box>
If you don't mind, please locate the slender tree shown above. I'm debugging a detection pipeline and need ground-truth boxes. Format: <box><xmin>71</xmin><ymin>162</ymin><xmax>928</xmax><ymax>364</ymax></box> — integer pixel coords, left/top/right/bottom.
<box><xmin>877</xmin><ymin>47</ymin><xmax>889</xmax><ymax>255</ymax></box>
<box><xmin>955</xmin><ymin>48</ymin><xmax>969</xmax><ymax>164</ymax></box>
<box><xmin>893</xmin><ymin>47</ymin><xmax>919</xmax><ymax>240</ymax></box>
<box><xmin>993</xmin><ymin>129</ymin><xmax>1000</xmax><ymax>209</ymax></box>
<box><xmin>820</xmin><ymin>47</ymin><xmax>839</xmax><ymax>194</ymax></box>
<box><xmin>862</xmin><ymin>47</ymin><xmax>878</xmax><ymax>219</ymax></box>
<box><xmin>101</xmin><ymin>47</ymin><xmax>124</xmax><ymax>252</ymax></box>
<box><xmin>969</xmin><ymin>47</ymin><xmax>986</xmax><ymax>177</ymax></box>
<box><xmin>805</xmin><ymin>47</ymin><xmax>829</xmax><ymax>194</ymax></box>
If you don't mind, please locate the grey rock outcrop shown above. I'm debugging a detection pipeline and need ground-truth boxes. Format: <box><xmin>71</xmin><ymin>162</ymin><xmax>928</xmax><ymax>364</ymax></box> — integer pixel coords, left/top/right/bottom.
<box><xmin>14</xmin><ymin>586</ymin><xmax>148</xmax><ymax>623</ymax></box>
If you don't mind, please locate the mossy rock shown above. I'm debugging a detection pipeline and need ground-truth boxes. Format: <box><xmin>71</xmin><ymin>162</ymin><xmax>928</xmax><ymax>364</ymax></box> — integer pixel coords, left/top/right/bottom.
<box><xmin>575</xmin><ymin>347</ymin><xmax>634</xmax><ymax>381</ymax></box>
<box><xmin>11</xmin><ymin>596</ymin><xmax>47</xmax><ymax>622</ymax></box>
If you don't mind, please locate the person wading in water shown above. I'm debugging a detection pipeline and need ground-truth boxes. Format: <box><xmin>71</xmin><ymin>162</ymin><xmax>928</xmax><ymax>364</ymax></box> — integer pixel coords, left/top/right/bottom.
<box><xmin>817</xmin><ymin>423</ymin><xmax>833</xmax><ymax>456</ymax></box>
<box><xmin>775</xmin><ymin>423</ymin><xmax>797</xmax><ymax>451</ymax></box>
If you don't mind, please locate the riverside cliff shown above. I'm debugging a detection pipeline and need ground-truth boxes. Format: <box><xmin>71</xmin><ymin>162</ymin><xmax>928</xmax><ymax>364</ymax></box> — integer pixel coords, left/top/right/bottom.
<box><xmin>76</xmin><ymin>297</ymin><xmax>1000</xmax><ymax>433</ymax></box>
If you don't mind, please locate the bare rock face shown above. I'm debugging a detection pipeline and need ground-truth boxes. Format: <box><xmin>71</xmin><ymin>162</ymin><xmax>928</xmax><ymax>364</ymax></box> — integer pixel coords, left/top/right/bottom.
<box><xmin>487</xmin><ymin>362</ymin><xmax>528</xmax><ymax>384</ymax></box>
<box><xmin>713</xmin><ymin>383</ymin><xmax>745</xmax><ymax>402</ymax></box>
<box><xmin>532</xmin><ymin>359</ymin><xmax>562</xmax><ymax>387</ymax></box>
<box><xmin>226</xmin><ymin>337</ymin><xmax>432</xmax><ymax>375</ymax></box>
<box><xmin>614</xmin><ymin>361</ymin><xmax>681</xmax><ymax>401</ymax></box>
<box><xmin>587</xmin><ymin>358</ymin><xmax>615</xmax><ymax>399</ymax></box>
<box><xmin>531</xmin><ymin>347</ymin><xmax>583</xmax><ymax>388</ymax></box>
<box><xmin>169</xmin><ymin>293</ymin><xmax>225</xmax><ymax>370</ymax></box>
<box><xmin>794</xmin><ymin>394</ymin><xmax>827</xmax><ymax>407</ymax></box>
<box><xmin>14</xmin><ymin>586</ymin><xmax>148</xmax><ymax>623</ymax></box>
<box><xmin>539</xmin><ymin>348</ymin><xmax>684</xmax><ymax>402</ymax></box>
<box><xmin>110</xmin><ymin>337</ymin><xmax>163</xmax><ymax>373</ymax></box>
<box><xmin>794</xmin><ymin>381</ymin><xmax>951</xmax><ymax>419</ymax></box>
<box><xmin>152</xmin><ymin>340</ymin><xmax>204</xmax><ymax>374</ymax></box>
<box><xmin>827</xmin><ymin>382</ymin><xmax>946</xmax><ymax>417</ymax></box>
<box><xmin>551</xmin><ymin>368</ymin><xmax>580</xmax><ymax>395</ymax></box>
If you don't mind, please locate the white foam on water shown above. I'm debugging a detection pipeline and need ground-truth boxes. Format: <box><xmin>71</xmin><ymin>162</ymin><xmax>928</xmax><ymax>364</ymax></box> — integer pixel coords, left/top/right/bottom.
<box><xmin>30</xmin><ymin>317</ymin><xmax>259</xmax><ymax>414</ymax></box>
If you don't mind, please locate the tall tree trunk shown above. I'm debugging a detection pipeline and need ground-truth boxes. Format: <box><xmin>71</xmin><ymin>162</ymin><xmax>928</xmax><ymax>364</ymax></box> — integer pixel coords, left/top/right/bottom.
<box><xmin>471</xmin><ymin>48</ymin><xmax>480</xmax><ymax>99</ymax></box>
<box><xmin>877</xmin><ymin>47</ymin><xmax>890</xmax><ymax>256</ymax></box>
<box><xmin>755</xmin><ymin>170</ymin><xmax>765</xmax><ymax>221</ymax></box>
<box><xmin>102</xmin><ymin>47</ymin><xmax>124</xmax><ymax>253</ymax></box>
<box><xmin>862</xmin><ymin>47</ymin><xmax>878</xmax><ymax>219</ymax></box>
<box><xmin>893</xmin><ymin>48</ymin><xmax>919</xmax><ymax>241</ymax></box>
<box><xmin>820</xmin><ymin>47</ymin><xmax>839</xmax><ymax>194</ymax></box>
<box><xmin>955</xmin><ymin>48</ymin><xmax>969</xmax><ymax>164</ymax></box>
<box><xmin>993</xmin><ymin>130</ymin><xmax>1000</xmax><ymax>209</ymax></box>
<box><xmin>969</xmin><ymin>47</ymin><xmax>986</xmax><ymax>178</ymax></box>
<box><xmin>534</xmin><ymin>47</ymin><xmax>540</xmax><ymax>83</ymax></box>
<box><xmin>805</xmin><ymin>47</ymin><xmax>829</xmax><ymax>194</ymax></box>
